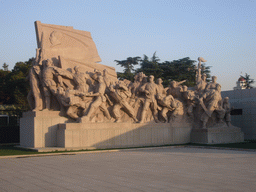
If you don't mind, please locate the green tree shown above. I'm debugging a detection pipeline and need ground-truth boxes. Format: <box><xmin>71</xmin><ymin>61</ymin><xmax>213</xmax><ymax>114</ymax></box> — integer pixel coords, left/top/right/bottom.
<box><xmin>160</xmin><ymin>57</ymin><xmax>199</xmax><ymax>87</ymax></box>
<box><xmin>116</xmin><ymin>54</ymin><xmax>211</xmax><ymax>88</ymax></box>
<box><xmin>0</xmin><ymin>58</ymin><xmax>33</xmax><ymax>107</ymax></box>
<box><xmin>0</xmin><ymin>69</ymin><xmax>11</xmax><ymax>104</ymax></box>
<box><xmin>240</xmin><ymin>73</ymin><xmax>254</xmax><ymax>89</ymax></box>
<box><xmin>115</xmin><ymin>56</ymin><xmax>141</xmax><ymax>81</ymax></box>
<box><xmin>137</xmin><ymin>52</ymin><xmax>163</xmax><ymax>79</ymax></box>
<box><xmin>2</xmin><ymin>63</ymin><xmax>9</xmax><ymax>71</ymax></box>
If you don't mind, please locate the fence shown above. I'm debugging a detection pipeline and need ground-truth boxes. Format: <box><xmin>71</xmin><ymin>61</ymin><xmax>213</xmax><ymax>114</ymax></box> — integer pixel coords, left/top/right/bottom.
<box><xmin>0</xmin><ymin>108</ymin><xmax>27</xmax><ymax>144</ymax></box>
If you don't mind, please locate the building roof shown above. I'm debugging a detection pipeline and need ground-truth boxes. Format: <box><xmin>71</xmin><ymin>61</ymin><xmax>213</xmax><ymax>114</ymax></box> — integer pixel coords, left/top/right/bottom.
<box><xmin>238</xmin><ymin>77</ymin><xmax>246</xmax><ymax>81</ymax></box>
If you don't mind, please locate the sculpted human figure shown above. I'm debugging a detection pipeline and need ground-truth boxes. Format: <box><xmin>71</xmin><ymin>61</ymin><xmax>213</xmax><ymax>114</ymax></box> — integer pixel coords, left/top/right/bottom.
<box><xmin>205</xmin><ymin>76</ymin><xmax>218</xmax><ymax>91</ymax></box>
<box><xmin>167</xmin><ymin>80</ymin><xmax>186</xmax><ymax>99</ymax></box>
<box><xmin>159</xmin><ymin>95</ymin><xmax>176</xmax><ymax>122</ymax></box>
<box><xmin>196</xmin><ymin>57</ymin><xmax>207</xmax><ymax>81</ymax></box>
<box><xmin>109</xmin><ymin>81</ymin><xmax>138</xmax><ymax>123</ymax></box>
<box><xmin>129</xmin><ymin>73</ymin><xmax>141</xmax><ymax>97</ymax></box>
<box><xmin>139</xmin><ymin>75</ymin><xmax>159</xmax><ymax>123</ymax></box>
<box><xmin>73</xmin><ymin>66</ymin><xmax>90</xmax><ymax>93</ymax></box>
<box><xmin>155</xmin><ymin>78</ymin><xmax>170</xmax><ymax>115</ymax></box>
<box><xmin>195</xmin><ymin>73</ymin><xmax>207</xmax><ymax>95</ymax></box>
<box><xmin>42</xmin><ymin>59</ymin><xmax>63</xmax><ymax>110</ymax></box>
<box><xmin>135</xmin><ymin>73</ymin><xmax>148</xmax><ymax>99</ymax></box>
<box><xmin>183</xmin><ymin>90</ymin><xmax>197</xmax><ymax>117</ymax></box>
<box><xmin>57</xmin><ymin>87</ymin><xmax>87</xmax><ymax>120</ymax></box>
<box><xmin>80</xmin><ymin>76</ymin><xmax>111</xmax><ymax>122</ymax></box>
<box><xmin>199</xmin><ymin>84</ymin><xmax>225</xmax><ymax>128</ymax></box>
<box><xmin>156</xmin><ymin>78</ymin><xmax>166</xmax><ymax>100</ymax></box>
<box><xmin>103</xmin><ymin>69</ymin><xmax>112</xmax><ymax>88</ymax></box>
<box><xmin>223</xmin><ymin>97</ymin><xmax>232</xmax><ymax>127</ymax></box>
<box><xmin>196</xmin><ymin>58</ymin><xmax>207</xmax><ymax>94</ymax></box>
<box><xmin>27</xmin><ymin>63</ymin><xmax>43</xmax><ymax>111</ymax></box>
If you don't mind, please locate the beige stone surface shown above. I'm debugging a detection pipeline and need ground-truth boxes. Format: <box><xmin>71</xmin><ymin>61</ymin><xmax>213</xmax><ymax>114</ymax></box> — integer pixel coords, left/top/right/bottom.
<box><xmin>0</xmin><ymin>147</ymin><xmax>255</xmax><ymax>191</ymax></box>
<box><xmin>20</xmin><ymin>111</ymin><xmax>68</xmax><ymax>148</ymax></box>
<box><xmin>34</xmin><ymin>21</ymin><xmax>117</xmax><ymax>79</ymax></box>
<box><xmin>57</xmin><ymin>122</ymin><xmax>192</xmax><ymax>148</ymax></box>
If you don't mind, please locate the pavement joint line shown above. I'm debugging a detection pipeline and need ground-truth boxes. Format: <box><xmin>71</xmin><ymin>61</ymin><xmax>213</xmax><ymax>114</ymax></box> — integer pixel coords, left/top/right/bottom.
<box><xmin>0</xmin><ymin>145</ymin><xmax>186</xmax><ymax>159</ymax></box>
<box><xmin>186</xmin><ymin>145</ymin><xmax>256</xmax><ymax>152</ymax></box>
<box><xmin>0</xmin><ymin>149</ymin><xmax>121</xmax><ymax>159</ymax></box>
<box><xmin>1</xmin><ymin>145</ymin><xmax>256</xmax><ymax>159</ymax></box>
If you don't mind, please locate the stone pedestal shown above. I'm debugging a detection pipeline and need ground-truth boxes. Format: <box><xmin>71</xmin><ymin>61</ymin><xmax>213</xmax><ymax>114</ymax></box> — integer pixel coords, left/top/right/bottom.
<box><xmin>57</xmin><ymin>122</ymin><xmax>192</xmax><ymax>149</ymax></box>
<box><xmin>190</xmin><ymin>125</ymin><xmax>244</xmax><ymax>144</ymax></box>
<box><xmin>20</xmin><ymin>111</ymin><xmax>245</xmax><ymax>151</ymax></box>
<box><xmin>20</xmin><ymin>111</ymin><xmax>68</xmax><ymax>148</ymax></box>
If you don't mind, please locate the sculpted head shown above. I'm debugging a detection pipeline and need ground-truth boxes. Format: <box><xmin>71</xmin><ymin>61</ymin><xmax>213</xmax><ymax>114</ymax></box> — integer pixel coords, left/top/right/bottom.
<box><xmin>46</xmin><ymin>59</ymin><xmax>53</xmax><ymax>67</ymax></box>
<box><xmin>224</xmin><ymin>97</ymin><xmax>229</xmax><ymax>103</ymax></box>
<box><xmin>149</xmin><ymin>75</ymin><xmax>154</xmax><ymax>83</ymax></box>
<box><xmin>212</xmin><ymin>76</ymin><xmax>217</xmax><ymax>83</ymax></box>
<box><xmin>142</xmin><ymin>76</ymin><xmax>148</xmax><ymax>84</ymax></box>
<box><xmin>186</xmin><ymin>90</ymin><xmax>196</xmax><ymax>101</ymax></box>
<box><xmin>202</xmin><ymin>73</ymin><xmax>207</xmax><ymax>81</ymax></box>
<box><xmin>183</xmin><ymin>85</ymin><xmax>188</xmax><ymax>92</ymax></box>
<box><xmin>156</xmin><ymin>78</ymin><xmax>163</xmax><ymax>85</ymax></box>
<box><xmin>134</xmin><ymin>74</ymin><xmax>139</xmax><ymax>82</ymax></box>
<box><xmin>74</xmin><ymin>66</ymin><xmax>82</xmax><ymax>73</ymax></box>
<box><xmin>103</xmin><ymin>69</ymin><xmax>108</xmax><ymax>76</ymax></box>
<box><xmin>97</xmin><ymin>76</ymin><xmax>104</xmax><ymax>83</ymax></box>
<box><xmin>170</xmin><ymin>81</ymin><xmax>177</xmax><ymax>88</ymax></box>
<box><xmin>57</xmin><ymin>87</ymin><xmax>65</xmax><ymax>95</ymax></box>
<box><xmin>33</xmin><ymin>65</ymin><xmax>40</xmax><ymax>74</ymax></box>
<box><xmin>216</xmin><ymin>84</ymin><xmax>221</xmax><ymax>92</ymax></box>
<box><xmin>138</xmin><ymin>72</ymin><xmax>144</xmax><ymax>82</ymax></box>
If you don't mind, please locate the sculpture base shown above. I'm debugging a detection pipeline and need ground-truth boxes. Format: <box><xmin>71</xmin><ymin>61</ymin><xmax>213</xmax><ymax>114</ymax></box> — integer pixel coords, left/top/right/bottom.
<box><xmin>57</xmin><ymin>122</ymin><xmax>192</xmax><ymax>149</ymax></box>
<box><xmin>190</xmin><ymin>124</ymin><xmax>244</xmax><ymax>144</ymax></box>
<box><xmin>20</xmin><ymin>111</ymin><xmax>68</xmax><ymax>148</ymax></box>
<box><xmin>20</xmin><ymin>111</ymin><xmax>245</xmax><ymax>151</ymax></box>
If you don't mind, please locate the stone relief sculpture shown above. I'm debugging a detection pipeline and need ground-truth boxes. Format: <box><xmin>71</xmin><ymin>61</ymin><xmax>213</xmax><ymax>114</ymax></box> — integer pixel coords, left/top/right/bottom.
<box><xmin>80</xmin><ymin>75</ymin><xmax>112</xmax><ymax>123</ymax></box>
<box><xmin>41</xmin><ymin>59</ymin><xmax>62</xmax><ymax>110</ymax></box>
<box><xmin>27</xmin><ymin>64</ymin><xmax>43</xmax><ymax>111</ymax></box>
<box><xmin>223</xmin><ymin>97</ymin><xmax>232</xmax><ymax>127</ymax></box>
<box><xmin>138</xmin><ymin>75</ymin><xmax>160</xmax><ymax>123</ymax></box>
<box><xmin>27</xmin><ymin>21</ymin><xmax>236</xmax><ymax>129</ymax></box>
<box><xmin>19</xmin><ymin>21</ymin><xmax>245</xmax><ymax>151</ymax></box>
<box><xmin>198</xmin><ymin>84</ymin><xmax>225</xmax><ymax>128</ymax></box>
<box><xmin>109</xmin><ymin>81</ymin><xmax>138</xmax><ymax>123</ymax></box>
<box><xmin>27</xmin><ymin>53</ymin><xmax>234</xmax><ymax>129</ymax></box>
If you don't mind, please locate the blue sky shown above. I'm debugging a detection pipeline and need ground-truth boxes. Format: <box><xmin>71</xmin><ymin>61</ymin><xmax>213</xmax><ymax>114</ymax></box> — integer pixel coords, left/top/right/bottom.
<box><xmin>0</xmin><ymin>0</ymin><xmax>255</xmax><ymax>90</ymax></box>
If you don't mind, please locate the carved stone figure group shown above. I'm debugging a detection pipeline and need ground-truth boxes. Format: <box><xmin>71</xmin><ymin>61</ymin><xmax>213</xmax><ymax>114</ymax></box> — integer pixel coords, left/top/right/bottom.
<box><xmin>28</xmin><ymin>56</ymin><xmax>232</xmax><ymax>128</ymax></box>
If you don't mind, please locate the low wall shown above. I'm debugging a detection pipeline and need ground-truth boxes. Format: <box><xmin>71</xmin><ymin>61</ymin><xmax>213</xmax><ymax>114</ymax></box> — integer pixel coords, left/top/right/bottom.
<box><xmin>20</xmin><ymin>111</ymin><xmax>244</xmax><ymax>150</ymax></box>
<box><xmin>57</xmin><ymin>122</ymin><xmax>192</xmax><ymax>149</ymax></box>
<box><xmin>20</xmin><ymin>111</ymin><xmax>192</xmax><ymax>149</ymax></box>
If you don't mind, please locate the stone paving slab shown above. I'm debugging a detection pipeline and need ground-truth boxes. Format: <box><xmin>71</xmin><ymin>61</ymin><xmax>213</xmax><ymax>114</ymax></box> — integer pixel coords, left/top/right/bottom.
<box><xmin>0</xmin><ymin>147</ymin><xmax>255</xmax><ymax>191</ymax></box>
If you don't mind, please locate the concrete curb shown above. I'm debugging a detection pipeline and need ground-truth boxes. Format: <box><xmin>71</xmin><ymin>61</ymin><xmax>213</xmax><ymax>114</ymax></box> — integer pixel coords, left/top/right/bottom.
<box><xmin>1</xmin><ymin>145</ymin><xmax>256</xmax><ymax>159</ymax></box>
<box><xmin>0</xmin><ymin>149</ymin><xmax>120</xmax><ymax>159</ymax></box>
<box><xmin>0</xmin><ymin>145</ymin><xmax>186</xmax><ymax>159</ymax></box>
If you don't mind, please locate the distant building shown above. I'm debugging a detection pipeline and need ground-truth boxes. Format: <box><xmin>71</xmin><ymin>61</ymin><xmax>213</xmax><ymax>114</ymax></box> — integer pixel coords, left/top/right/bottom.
<box><xmin>234</xmin><ymin>77</ymin><xmax>247</xmax><ymax>90</ymax></box>
<box><xmin>222</xmin><ymin>88</ymin><xmax>256</xmax><ymax>140</ymax></box>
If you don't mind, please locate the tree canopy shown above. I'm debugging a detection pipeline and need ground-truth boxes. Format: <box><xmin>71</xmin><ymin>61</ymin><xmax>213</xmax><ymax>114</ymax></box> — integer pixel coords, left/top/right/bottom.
<box><xmin>0</xmin><ymin>58</ymin><xmax>33</xmax><ymax>108</ymax></box>
<box><xmin>116</xmin><ymin>53</ymin><xmax>211</xmax><ymax>87</ymax></box>
<box><xmin>114</xmin><ymin>56</ymin><xmax>141</xmax><ymax>81</ymax></box>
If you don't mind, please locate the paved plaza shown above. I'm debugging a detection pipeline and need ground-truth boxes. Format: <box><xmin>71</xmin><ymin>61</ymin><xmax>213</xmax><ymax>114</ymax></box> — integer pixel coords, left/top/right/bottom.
<box><xmin>0</xmin><ymin>147</ymin><xmax>255</xmax><ymax>192</ymax></box>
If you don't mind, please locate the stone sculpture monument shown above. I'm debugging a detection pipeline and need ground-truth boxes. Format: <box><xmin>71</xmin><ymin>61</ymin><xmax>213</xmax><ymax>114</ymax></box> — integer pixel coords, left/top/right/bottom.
<box><xmin>20</xmin><ymin>22</ymin><xmax>244</xmax><ymax>151</ymax></box>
